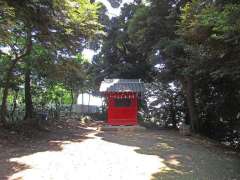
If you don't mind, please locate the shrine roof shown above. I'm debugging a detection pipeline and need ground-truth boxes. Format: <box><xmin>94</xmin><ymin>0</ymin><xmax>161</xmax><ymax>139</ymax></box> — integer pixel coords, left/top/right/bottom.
<box><xmin>99</xmin><ymin>79</ymin><xmax>145</xmax><ymax>93</ymax></box>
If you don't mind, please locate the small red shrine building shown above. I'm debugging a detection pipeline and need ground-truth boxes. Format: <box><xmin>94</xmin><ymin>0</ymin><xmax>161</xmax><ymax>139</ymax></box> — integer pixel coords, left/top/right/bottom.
<box><xmin>100</xmin><ymin>79</ymin><xmax>145</xmax><ymax>126</ymax></box>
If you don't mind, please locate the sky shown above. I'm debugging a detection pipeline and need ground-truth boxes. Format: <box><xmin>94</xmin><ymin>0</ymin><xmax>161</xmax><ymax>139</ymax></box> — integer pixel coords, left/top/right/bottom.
<box><xmin>0</xmin><ymin>46</ymin><xmax>10</xmax><ymax>54</ymax></box>
<box><xmin>82</xmin><ymin>49</ymin><xmax>96</xmax><ymax>61</ymax></box>
<box><xmin>96</xmin><ymin>0</ymin><xmax>134</xmax><ymax>18</ymax></box>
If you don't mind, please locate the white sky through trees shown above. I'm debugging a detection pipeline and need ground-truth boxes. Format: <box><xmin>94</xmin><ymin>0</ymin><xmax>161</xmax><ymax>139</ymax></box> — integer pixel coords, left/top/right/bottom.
<box><xmin>96</xmin><ymin>0</ymin><xmax>134</xmax><ymax>17</ymax></box>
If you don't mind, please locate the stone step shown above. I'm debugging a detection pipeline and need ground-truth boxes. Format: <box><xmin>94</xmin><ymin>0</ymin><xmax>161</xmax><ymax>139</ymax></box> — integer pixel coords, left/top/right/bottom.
<box><xmin>97</xmin><ymin>125</ymin><xmax>146</xmax><ymax>132</ymax></box>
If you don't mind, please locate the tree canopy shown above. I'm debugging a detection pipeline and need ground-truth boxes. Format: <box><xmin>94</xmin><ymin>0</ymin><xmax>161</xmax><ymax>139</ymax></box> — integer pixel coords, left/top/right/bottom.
<box><xmin>0</xmin><ymin>0</ymin><xmax>102</xmax><ymax>126</ymax></box>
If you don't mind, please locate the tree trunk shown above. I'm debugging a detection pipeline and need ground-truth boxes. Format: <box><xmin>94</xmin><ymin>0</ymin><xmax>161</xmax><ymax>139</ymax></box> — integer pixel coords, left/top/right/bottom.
<box><xmin>54</xmin><ymin>100</ymin><xmax>60</xmax><ymax>120</ymax></box>
<box><xmin>82</xmin><ymin>92</ymin><xmax>84</xmax><ymax>114</ymax></box>
<box><xmin>82</xmin><ymin>92</ymin><xmax>84</xmax><ymax>105</ymax></box>
<box><xmin>24</xmin><ymin>67</ymin><xmax>34</xmax><ymax>120</ymax></box>
<box><xmin>183</xmin><ymin>97</ymin><xmax>190</xmax><ymax>125</ymax></box>
<box><xmin>73</xmin><ymin>90</ymin><xmax>78</xmax><ymax>104</ymax></box>
<box><xmin>169</xmin><ymin>97</ymin><xmax>177</xmax><ymax>128</ymax></box>
<box><xmin>11</xmin><ymin>89</ymin><xmax>19</xmax><ymax>117</ymax></box>
<box><xmin>0</xmin><ymin>58</ymin><xmax>19</xmax><ymax>126</ymax></box>
<box><xmin>182</xmin><ymin>76</ymin><xmax>199</xmax><ymax>133</ymax></box>
<box><xmin>69</xmin><ymin>88</ymin><xmax>74</xmax><ymax>116</ymax></box>
<box><xmin>0</xmin><ymin>28</ymin><xmax>32</xmax><ymax>127</ymax></box>
<box><xmin>87</xmin><ymin>93</ymin><xmax>90</xmax><ymax>113</ymax></box>
<box><xmin>171</xmin><ymin>108</ymin><xmax>177</xmax><ymax>128</ymax></box>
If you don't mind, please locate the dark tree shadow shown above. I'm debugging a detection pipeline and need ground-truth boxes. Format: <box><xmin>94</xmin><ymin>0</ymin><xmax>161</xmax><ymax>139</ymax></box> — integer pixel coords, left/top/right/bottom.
<box><xmin>96</xmin><ymin>129</ymin><xmax>240</xmax><ymax>180</ymax></box>
<box><xmin>0</xmin><ymin>120</ymin><xmax>95</xmax><ymax>180</ymax></box>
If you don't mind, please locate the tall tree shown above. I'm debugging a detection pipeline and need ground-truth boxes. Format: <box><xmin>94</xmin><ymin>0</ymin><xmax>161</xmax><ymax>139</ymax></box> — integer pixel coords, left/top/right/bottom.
<box><xmin>0</xmin><ymin>0</ymin><xmax>102</xmax><ymax>126</ymax></box>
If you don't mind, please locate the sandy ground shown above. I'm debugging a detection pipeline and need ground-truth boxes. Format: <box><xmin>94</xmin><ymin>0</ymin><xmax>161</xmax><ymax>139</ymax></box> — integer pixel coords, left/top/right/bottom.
<box><xmin>0</xmin><ymin>120</ymin><xmax>239</xmax><ymax>180</ymax></box>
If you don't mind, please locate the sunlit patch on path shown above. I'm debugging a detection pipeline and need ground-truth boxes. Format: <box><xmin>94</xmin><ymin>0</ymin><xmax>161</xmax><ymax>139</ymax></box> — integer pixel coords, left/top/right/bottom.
<box><xmin>9</xmin><ymin>132</ymin><xmax>165</xmax><ymax>180</ymax></box>
<box><xmin>3</xmin><ymin>125</ymin><xmax>240</xmax><ymax>180</ymax></box>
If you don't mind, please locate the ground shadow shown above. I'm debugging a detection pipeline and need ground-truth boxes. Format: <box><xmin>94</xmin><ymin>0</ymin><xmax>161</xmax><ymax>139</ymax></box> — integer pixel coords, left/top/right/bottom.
<box><xmin>0</xmin><ymin>120</ymin><xmax>95</xmax><ymax>180</ymax></box>
<box><xmin>96</xmin><ymin>129</ymin><xmax>240</xmax><ymax>180</ymax></box>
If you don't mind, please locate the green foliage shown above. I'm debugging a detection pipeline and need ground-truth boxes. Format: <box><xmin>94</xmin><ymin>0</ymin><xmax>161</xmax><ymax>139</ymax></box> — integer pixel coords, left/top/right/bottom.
<box><xmin>92</xmin><ymin>2</ymin><xmax>153</xmax><ymax>83</ymax></box>
<box><xmin>0</xmin><ymin>0</ymin><xmax>103</xmax><ymax>125</ymax></box>
<box><xmin>179</xmin><ymin>1</ymin><xmax>240</xmax><ymax>42</ymax></box>
<box><xmin>53</xmin><ymin>0</ymin><xmax>102</xmax><ymax>37</ymax></box>
<box><xmin>128</xmin><ymin>5</ymin><xmax>150</xmax><ymax>49</ymax></box>
<box><xmin>42</xmin><ymin>84</ymin><xmax>71</xmax><ymax>105</ymax></box>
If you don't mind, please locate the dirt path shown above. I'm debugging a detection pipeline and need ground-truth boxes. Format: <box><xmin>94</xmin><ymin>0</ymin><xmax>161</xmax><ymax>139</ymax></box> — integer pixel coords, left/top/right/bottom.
<box><xmin>0</xmin><ymin>121</ymin><xmax>239</xmax><ymax>180</ymax></box>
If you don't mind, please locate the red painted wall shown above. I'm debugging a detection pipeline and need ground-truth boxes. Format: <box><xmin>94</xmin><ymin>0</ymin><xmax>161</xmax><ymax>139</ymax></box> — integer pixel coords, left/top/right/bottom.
<box><xmin>107</xmin><ymin>92</ymin><xmax>138</xmax><ymax>125</ymax></box>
